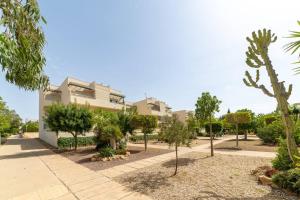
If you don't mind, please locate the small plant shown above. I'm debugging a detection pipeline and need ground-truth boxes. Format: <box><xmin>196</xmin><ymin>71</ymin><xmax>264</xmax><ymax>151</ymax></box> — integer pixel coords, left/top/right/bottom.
<box><xmin>272</xmin><ymin>138</ymin><xmax>293</xmax><ymax>171</ymax></box>
<box><xmin>272</xmin><ymin>168</ymin><xmax>300</xmax><ymax>194</ymax></box>
<box><xmin>98</xmin><ymin>147</ymin><xmax>116</xmax><ymax>158</ymax></box>
<box><xmin>115</xmin><ymin>148</ymin><xmax>127</xmax><ymax>155</ymax></box>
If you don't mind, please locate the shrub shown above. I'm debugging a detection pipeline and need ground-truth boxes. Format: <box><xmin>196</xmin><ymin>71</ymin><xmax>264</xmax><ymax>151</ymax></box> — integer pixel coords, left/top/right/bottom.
<box><xmin>98</xmin><ymin>147</ymin><xmax>115</xmax><ymax>157</ymax></box>
<box><xmin>57</xmin><ymin>136</ymin><xmax>96</xmax><ymax>149</ymax></box>
<box><xmin>129</xmin><ymin>134</ymin><xmax>158</xmax><ymax>143</ymax></box>
<box><xmin>115</xmin><ymin>148</ymin><xmax>127</xmax><ymax>155</ymax></box>
<box><xmin>204</xmin><ymin>122</ymin><xmax>223</xmax><ymax>136</ymax></box>
<box><xmin>272</xmin><ymin>168</ymin><xmax>300</xmax><ymax>194</ymax></box>
<box><xmin>257</xmin><ymin>120</ymin><xmax>284</xmax><ymax>144</ymax></box>
<box><xmin>264</xmin><ymin>115</ymin><xmax>278</xmax><ymax>125</ymax></box>
<box><xmin>272</xmin><ymin>138</ymin><xmax>293</xmax><ymax>171</ymax></box>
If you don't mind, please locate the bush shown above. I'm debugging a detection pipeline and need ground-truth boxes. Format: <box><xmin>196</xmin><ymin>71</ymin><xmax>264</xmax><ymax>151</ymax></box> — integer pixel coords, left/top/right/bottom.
<box><xmin>115</xmin><ymin>148</ymin><xmax>127</xmax><ymax>155</ymax></box>
<box><xmin>272</xmin><ymin>138</ymin><xmax>293</xmax><ymax>171</ymax></box>
<box><xmin>57</xmin><ymin>136</ymin><xmax>96</xmax><ymax>149</ymax></box>
<box><xmin>98</xmin><ymin>147</ymin><xmax>115</xmax><ymax>157</ymax></box>
<box><xmin>272</xmin><ymin>168</ymin><xmax>300</xmax><ymax>194</ymax></box>
<box><xmin>204</xmin><ymin>122</ymin><xmax>223</xmax><ymax>137</ymax></box>
<box><xmin>129</xmin><ymin>134</ymin><xmax>158</xmax><ymax>143</ymax></box>
<box><xmin>257</xmin><ymin>120</ymin><xmax>284</xmax><ymax>144</ymax></box>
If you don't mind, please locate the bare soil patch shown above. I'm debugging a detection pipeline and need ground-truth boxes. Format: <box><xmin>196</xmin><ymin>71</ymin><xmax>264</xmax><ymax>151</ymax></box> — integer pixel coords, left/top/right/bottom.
<box><xmin>56</xmin><ymin>146</ymin><xmax>173</xmax><ymax>171</ymax></box>
<box><xmin>148</xmin><ymin>137</ymin><xmax>213</xmax><ymax>147</ymax></box>
<box><xmin>114</xmin><ymin>152</ymin><xmax>297</xmax><ymax>200</ymax></box>
<box><xmin>214</xmin><ymin>139</ymin><xmax>277</xmax><ymax>152</ymax></box>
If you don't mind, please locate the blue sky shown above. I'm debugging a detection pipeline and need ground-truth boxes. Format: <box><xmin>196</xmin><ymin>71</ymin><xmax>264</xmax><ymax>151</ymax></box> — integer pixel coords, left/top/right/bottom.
<box><xmin>1</xmin><ymin>0</ymin><xmax>300</xmax><ymax>121</ymax></box>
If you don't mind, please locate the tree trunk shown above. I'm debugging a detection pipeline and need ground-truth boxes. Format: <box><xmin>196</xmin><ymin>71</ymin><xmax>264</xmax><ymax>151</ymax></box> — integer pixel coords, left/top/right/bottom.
<box><xmin>263</xmin><ymin>55</ymin><xmax>299</xmax><ymax>162</ymax></box>
<box><xmin>235</xmin><ymin>124</ymin><xmax>239</xmax><ymax>147</ymax></box>
<box><xmin>110</xmin><ymin>138</ymin><xmax>117</xmax><ymax>150</ymax></box>
<box><xmin>174</xmin><ymin>143</ymin><xmax>178</xmax><ymax>176</ymax></box>
<box><xmin>144</xmin><ymin>133</ymin><xmax>148</xmax><ymax>151</ymax></box>
<box><xmin>74</xmin><ymin>133</ymin><xmax>78</xmax><ymax>151</ymax></box>
<box><xmin>244</xmin><ymin>130</ymin><xmax>248</xmax><ymax>140</ymax></box>
<box><xmin>209</xmin><ymin>116</ymin><xmax>214</xmax><ymax>157</ymax></box>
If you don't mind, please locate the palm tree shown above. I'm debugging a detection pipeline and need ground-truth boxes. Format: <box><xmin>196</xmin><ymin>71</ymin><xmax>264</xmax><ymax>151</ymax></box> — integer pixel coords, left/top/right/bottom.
<box><xmin>285</xmin><ymin>21</ymin><xmax>300</xmax><ymax>74</ymax></box>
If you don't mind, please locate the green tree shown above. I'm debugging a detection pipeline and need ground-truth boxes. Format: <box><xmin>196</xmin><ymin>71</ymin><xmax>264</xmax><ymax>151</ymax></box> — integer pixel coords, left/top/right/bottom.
<box><xmin>117</xmin><ymin>107</ymin><xmax>137</xmax><ymax>137</ymax></box>
<box><xmin>132</xmin><ymin>115</ymin><xmax>158</xmax><ymax>151</ymax></box>
<box><xmin>243</xmin><ymin>29</ymin><xmax>299</xmax><ymax>162</ymax></box>
<box><xmin>195</xmin><ymin>92</ymin><xmax>221</xmax><ymax>156</ymax></box>
<box><xmin>44</xmin><ymin>104</ymin><xmax>93</xmax><ymax>150</ymax></box>
<box><xmin>0</xmin><ymin>0</ymin><xmax>48</xmax><ymax>90</ymax></box>
<box><xmin>0</xmin><ymin>97</ymin><xmax>11</xmax><ymax>138</ymax></box>
<box><xmin>186</xmin><ymin>113</ymin><xmax>199</xmax><ymax>138</ymax></box>
<box><xmin>236</xmin><ymin>108</ymin><xmax>255</xmax><ymax>140</ymax></box>
<box><xmin>225</xmin><ymin>112</ymin><xmax>251</xmax><ymax>147</ymax></box>
<box><xmin>22</xmin><ymin>120</ymin><xmax>38</xmax><ymax>132</ymax></box>
<box><xmin>162</xmin><ymin>116</ymin><xmax>191</xmax><ymax>176</ymax></box>
<box><xmin>93</xmin><ymin>109</ymin><xmax>120</xmax><ymax>149</ymax></box>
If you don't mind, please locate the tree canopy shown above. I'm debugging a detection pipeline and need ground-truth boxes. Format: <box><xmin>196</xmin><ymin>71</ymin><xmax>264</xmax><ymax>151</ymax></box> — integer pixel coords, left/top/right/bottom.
<box><xmin>44</xmin><ymin>104</ymin><xmax>93</xmax><ymax>150</ymax></box>
<box><xmin>0</xmin><ymin>0</ymin><xmax>48</xmax><ymax>90</ymax></box>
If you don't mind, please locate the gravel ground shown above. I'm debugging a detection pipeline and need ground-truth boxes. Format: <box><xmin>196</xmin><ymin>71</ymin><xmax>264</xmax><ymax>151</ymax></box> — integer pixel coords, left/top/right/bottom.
<box><xmin>214</xmin><ymin>139</ymin><xmax>277</xmax><ymax>152</ymax></box>
<box><xmin>115</xmin><ymin>152</ymin><xmax>298</xmax><ymax>200</ymax></box>
<box><xmin>148</xmin><ymin>137</ymin><xmax>211</xmax><ymax>147</ymax></box>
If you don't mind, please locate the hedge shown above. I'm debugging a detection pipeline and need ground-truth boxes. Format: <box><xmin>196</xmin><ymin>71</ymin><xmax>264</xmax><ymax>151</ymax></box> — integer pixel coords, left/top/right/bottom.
<box><xmin>129</xmin><ymin>134</ymin><xmax>159</xmax><ymax>143</ymax></box>
<box><xmin>57</xmin><ymin>136</ymin><xmax>97</xmax><ymax>149</ymax></box>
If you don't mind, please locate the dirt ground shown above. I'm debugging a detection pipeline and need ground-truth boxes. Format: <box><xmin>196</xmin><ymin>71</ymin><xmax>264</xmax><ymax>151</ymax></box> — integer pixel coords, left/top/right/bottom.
<box><xmin>115</xmin><ymin>152</ymin><xmax>297</xmax><ymax>200</ymax></box>
<box><xmin>214</xmin><ymin>138</ymin><xmax>277</xmax><ymax>152</ymax></box>
<box><xmin>56</xmin><ymin>146</ymin><xmax>173</xmax><ymax>171</ymax></box>
<box><xmin>147</xmin><ymin>137</ymin><xmax>216</xmax><ymax>147</ymax></box>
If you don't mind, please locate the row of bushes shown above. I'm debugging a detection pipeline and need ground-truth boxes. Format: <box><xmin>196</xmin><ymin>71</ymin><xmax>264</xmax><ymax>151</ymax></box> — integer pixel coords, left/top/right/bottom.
<box><xmin>256</xmin><ymin>120</ymin><xmax>300</xmax><ymax>145</ymax></box>
<box><xmin>57</xmin><ymin>136</ymin><xmax>97</xmax><ymax>149</ymax></box>
<box><xmin>129</xmin><ymin>134</ymin><xmax>159</xmax><ymax>143</ymax></box>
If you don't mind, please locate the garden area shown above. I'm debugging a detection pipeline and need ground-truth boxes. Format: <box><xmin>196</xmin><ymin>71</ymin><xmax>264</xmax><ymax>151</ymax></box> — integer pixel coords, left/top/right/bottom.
<box><xmin>114</xmin><ymin>152</ymin><xmax>298</xmax><ymax>200</ymax></box>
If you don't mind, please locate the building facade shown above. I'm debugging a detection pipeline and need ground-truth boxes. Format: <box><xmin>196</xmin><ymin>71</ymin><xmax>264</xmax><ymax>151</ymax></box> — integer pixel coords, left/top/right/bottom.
<box><xmin>173</xmin><ymin>110</ymin><xmax>194</xmax><ymax>124</ymax></box>
<box><xmin>39</xmin><ymin>77</ymin><xmax>127</xmax><ymax>147</ymax></box>
<box><xmin>133</xmin><ymin>97</ymin><xmax>172</xmax><ymax>120</ymax></box>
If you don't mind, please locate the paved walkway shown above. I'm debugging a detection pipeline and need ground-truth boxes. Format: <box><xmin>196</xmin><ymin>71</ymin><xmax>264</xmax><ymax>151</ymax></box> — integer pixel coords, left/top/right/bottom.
<box><xmin>0</xmin><ymin>135</ymin><xmax>275</xmax><ymax>200</ymax></box>
<box><xmin>0</xmin><ymin>137</ymin><xmax>151</xmax><ymax>200</ymax></box>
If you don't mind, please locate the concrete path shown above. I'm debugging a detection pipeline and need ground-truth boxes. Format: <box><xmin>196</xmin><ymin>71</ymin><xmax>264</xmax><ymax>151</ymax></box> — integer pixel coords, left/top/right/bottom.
<box><xmin>0</xmin><ymin>135</ymin><xmax>275</xmax><ymax>200</ymax></box>
<box><xmin>0</xmin><ymin>137</ymin><xmax>151</xmax><ymax>200</ymax></box>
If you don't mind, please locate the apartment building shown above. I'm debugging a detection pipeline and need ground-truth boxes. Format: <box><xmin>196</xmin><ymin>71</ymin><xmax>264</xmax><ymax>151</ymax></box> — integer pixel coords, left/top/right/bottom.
<box><xmin>173</xmin><ymin>110</ymin><xmax>194</xmax><ymax>124</ymax></box>
<box><xmin>39</xmin><ymin>77</ymin><xmax>127</xmax><ymax>147</ymax></box>
<box><xmin>133</xmin><ymin>97</ymin><xmax>172</xmax><ymax>120</ymax></box>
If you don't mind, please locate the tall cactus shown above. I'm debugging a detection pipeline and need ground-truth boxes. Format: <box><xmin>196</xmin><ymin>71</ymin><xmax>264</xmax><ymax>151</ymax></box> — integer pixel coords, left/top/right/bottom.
<box><xmin>243</xmin><ymin>29</ymin><xmax>299</xmax><ymax>162</ymax></box>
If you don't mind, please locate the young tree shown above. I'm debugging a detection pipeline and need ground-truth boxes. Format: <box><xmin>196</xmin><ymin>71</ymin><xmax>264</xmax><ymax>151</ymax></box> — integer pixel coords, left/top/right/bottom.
<box><xmin>44</xmin><ymin>104</ymin><xmax>93</xmax><ymax>150</ymax></box>
<box><xmin>186</xmin><ymin>113</ymin><xmax>199</xmax><ymax>138</ymax></box>
<box><xmin>243</xmin><ymin>29</ymin><xmax>299</xmax><ymax>162</ymax></box>
<box><xmin>132</xmin><ymin>115</ymin><xmax>158</xmax><ymax>151</ymax></box>
<box><xmin>236</xmin><ymin>108</ymin><xmax>255</xmax><ymax>140</ymax></box>
<box><xmin>162</xmin><ymin>116</ymin><xmax>191</xmax><ymax>176</ymax></box>
<box><xmin>195</xmin><ymin>92</ymin><xmax>221</xmax><ymax>156</ymax></box>
<box><xmin>0</xmin><ymin>0</ymin><xmax>48</xmax><ymax>90</ymax></box>
<box><xmin>93</xmin><ymin>109</ymin><xmax>120</xmax><ymax>149</ymax></box>
<box><xmin>225</xmin><ymin>112</ymin><xmax>251</xmax><ymax>147</ymax></box>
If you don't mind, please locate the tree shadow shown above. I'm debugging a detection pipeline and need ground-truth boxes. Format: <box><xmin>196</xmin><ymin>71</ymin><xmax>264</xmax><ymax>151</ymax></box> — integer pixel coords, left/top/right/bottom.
<box><xmin>117</xmin><ymin>171</ymin><xmax>171</xmax><ymax>193</ymax></box>
<box><xmin>4</xmin><ymin>138</ymin><xmax>47</xmax><ymax>150</ymax></box>
<box><xmin>162</xmin><ymin>158</ymin><xmax>198</xmax><ymax>168</ymax></box>
<box><xmin>0</xmin><ymin>149</ymin><xmax>54</xmax><ymax>160</ymax></box>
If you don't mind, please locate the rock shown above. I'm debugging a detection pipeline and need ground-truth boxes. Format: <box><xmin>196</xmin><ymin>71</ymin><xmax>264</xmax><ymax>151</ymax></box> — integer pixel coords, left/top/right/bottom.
<box><xmin>120</xmin><ymin>155</ymin><xmax>128</xmax><ymax>160</ymax></box>
<box><xmin>91</xmin><ymin>157</ymin><xmax>97</xmax><ymax>162</ymax></box>
<box><xmin>259</xmin><ymin>175</ymin><xmax>272</xmax><ymax>185</ymax></box>
<box><xmin>101</xmin><ymin>157</ymin><xmax>108</xmax><ymax>161</ymax></box>
<box><xmin>126</xmin><ymin>151</ymin><xmax>130</xmax><ymax>156</ymax></box>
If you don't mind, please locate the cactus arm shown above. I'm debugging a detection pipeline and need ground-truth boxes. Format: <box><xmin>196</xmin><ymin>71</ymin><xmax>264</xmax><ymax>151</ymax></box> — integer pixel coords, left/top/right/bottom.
<box><xmin>243</xmin><ymin>70</ymin><xmax>275</xmax><ymax>97</ymax></box>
